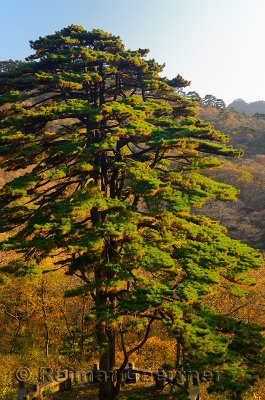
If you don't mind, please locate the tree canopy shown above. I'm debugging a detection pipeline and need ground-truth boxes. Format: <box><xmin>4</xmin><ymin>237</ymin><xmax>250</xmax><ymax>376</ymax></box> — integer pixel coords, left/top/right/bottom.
<box><xmin>0</xmin><ymin>25</ymin><xmax>264</xmax><ymax>400</ymax></box>
<box><xmin>0</xmin><ymin>59</ymin><xmax>25</xmax><ymax>73</ymax></box>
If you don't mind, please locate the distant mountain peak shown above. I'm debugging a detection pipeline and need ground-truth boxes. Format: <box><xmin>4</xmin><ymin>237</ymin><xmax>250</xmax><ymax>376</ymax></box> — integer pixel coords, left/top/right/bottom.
<box><xmin>228</xmin><ymin>99</ymin><xmax>265</xmax><ymax>115</ymax></box>
<box><xmin>232</xmin><ymin>98</ymin><xmax>247</xmax><ymax>103</ymax></box>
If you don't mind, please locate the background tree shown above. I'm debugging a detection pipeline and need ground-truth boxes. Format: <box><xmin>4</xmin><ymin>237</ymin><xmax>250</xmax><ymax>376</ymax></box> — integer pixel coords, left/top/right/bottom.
<box><xmin>0</xmin><ymin>59</ymin><xmax>25</xmax><ymax>72</ymax></box>
<box><xmin>185</xmin><ymin>90</ymin><xmax>201</xmax><ymax>101</ymax></box>
<box><xmin>215</xmin><ymin>98</ymin><xmax>226</xmax><ymax>109</ymax></box>
<box><xmin>0</xmin><ymin>25</ymin><xmax>264</xmax><ymax>399</ymax></box>
<box><xmin>201</xmin><ymin>94</ymin><xmax>226</xmax><ymax>109</ymax></box>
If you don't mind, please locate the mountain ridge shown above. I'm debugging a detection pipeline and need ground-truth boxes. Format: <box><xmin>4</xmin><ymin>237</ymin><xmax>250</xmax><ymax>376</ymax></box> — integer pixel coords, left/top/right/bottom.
<box><xmin>228</xmin><ymin>98</ymin><xmax>265</xmax><ymax>115</ymax></box>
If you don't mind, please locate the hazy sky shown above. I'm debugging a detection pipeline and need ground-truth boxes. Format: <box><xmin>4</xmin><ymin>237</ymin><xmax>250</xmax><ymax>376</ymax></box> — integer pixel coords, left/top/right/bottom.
<box><xmin>1</xmin><ymin>0</ymin><xmax>264</xmax><ymax>104</ymax></box>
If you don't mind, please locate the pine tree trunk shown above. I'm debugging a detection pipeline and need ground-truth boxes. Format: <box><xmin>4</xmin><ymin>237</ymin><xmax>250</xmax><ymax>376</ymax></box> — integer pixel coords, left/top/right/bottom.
<box><xmin>96</xmin><ymin>323</ymin><xmax>117</xmax><ymax>400</ymax></box>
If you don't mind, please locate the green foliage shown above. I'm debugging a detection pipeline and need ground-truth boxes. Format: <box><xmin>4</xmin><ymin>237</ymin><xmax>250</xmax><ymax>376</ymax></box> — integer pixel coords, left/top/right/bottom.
<box><xmin>0</xmin><ymin>24</ymin><xmax>263</xmax><ymax>399</ymax></box>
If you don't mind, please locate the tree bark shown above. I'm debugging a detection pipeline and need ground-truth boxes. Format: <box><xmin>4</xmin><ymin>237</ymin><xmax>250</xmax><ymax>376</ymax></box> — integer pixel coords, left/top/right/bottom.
<box><xmin>96</xmin><ymin>323</ymin><xmax>117</xmax><ymax>399</ymax></box>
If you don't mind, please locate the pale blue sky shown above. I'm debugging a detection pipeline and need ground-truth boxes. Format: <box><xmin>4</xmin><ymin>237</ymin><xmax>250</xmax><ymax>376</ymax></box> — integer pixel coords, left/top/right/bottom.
<box><xmin>1</xmin><ymin>0</ymin><xmax>264</xmax><ymax>104</ymax></box>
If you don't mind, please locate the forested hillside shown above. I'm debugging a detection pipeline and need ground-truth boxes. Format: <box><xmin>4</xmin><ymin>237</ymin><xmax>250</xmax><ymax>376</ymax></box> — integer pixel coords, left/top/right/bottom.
<box><xmin>0</xmin><ymin>26</ymin><xmax>264</xmax><ymax>400</ymax></box>
<box><xmin>198</xmin><ymin>106</ymin><xmax>265</xmax><ymax>250</ymax></box>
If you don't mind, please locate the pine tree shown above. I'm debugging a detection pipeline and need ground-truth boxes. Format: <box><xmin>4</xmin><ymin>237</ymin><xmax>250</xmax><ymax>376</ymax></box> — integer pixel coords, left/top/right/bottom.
<box><xmin>0</xmin><ymin>25</ymin><xmax>263</xmax><ymax>399</ymax></box>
